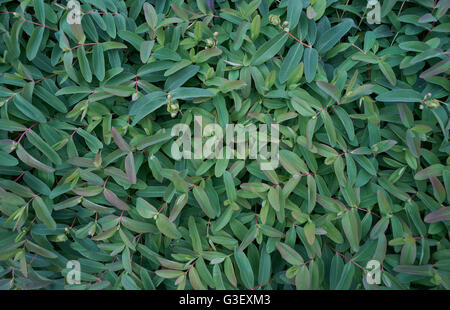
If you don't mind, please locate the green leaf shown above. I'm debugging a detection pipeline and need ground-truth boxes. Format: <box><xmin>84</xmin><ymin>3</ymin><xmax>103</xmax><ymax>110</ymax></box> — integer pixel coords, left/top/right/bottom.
<box><xmin>378</xmin><ymin>61</ymin><xmax>397</xmax><ymax>86</ymax></box>
<box><xmin>121</xmin><ymin>273</ymin><xmax>140</xmax><ymax>290</ymax></box>
<box><xmin>92</xmin><ymin>44</ymin><xmax>105</xmax><ymax>81</ymax></box>
<box><xmin>414</xmin><ymin>164</ymin><xmax>444</xmax><ymax>180</ymax></box>
<box><xmin>316</xmin><ymin>19</ymin><xmax>354</xmax><ymax>54</ymax></box>
<box><xmin>316</xmin><ymin>81</ymin><xmax>340</xmax><ymax>103</ymax></box>
<box><xmin>118</xmin><ymin>30</ymin><xmax>145</xmax><ymax>51</ymax></box>
<box><xmin>219</xmin><ymin>80</ymin><xmax>247</xmax><ymax>93</ymax></box>
<box><xmin>16</xmin><ymin>144</ymin><xmax>54</xmax><ymax>173</ymax></box>
<box><xmin>34</xmin><ymin>86</ymin><xmax>67</xmax><ymax>113</ymax></box>
<box><xmin>169</xmin><ymin>87</ymin><xmax>214</xmax><ymax>100</ymax></box>
<box><xmin>156</xmin><ymin>214</ymin><xmax>181</xmax><ymax>239</ymax></box>
<box><xmin>26</xmin><ymin>240</ymin><xmax>57</xmax><ymax>259</ymax></box>
<box><xmin>234</xmin><ymin>251</ymin><xmax>254</xmax><ymax>289</ymax></box>
<box><xmin>129</xmin><ymin>91</ymin><xmax>167</xmax><ymax>125</ymax></box>
<box><xmin>164</xmin><ymin>59</ymin><xmax>192</xmax><ymax>77</ymax></box>
<box><xmin>276</xmin><ymin>242</ymin><xmax>304</xmax><ymax>266</ymax></box>
<box><xmin>78</xmin><ymin>46</ymin><xmax>92</xmax><ymax>83</ymax></box>
<box><xmin>26</xmin><ymin>27</ymin><xmax>45</xmax><ymax>61</ymax></box>
<box><xmin>103</xmin><ymin>188</ymin><xmax>130</xmax><ymax>210</ymax></box>
<box><xmin>165</xmin><ymin>65</ymin><xmax>200</xmax><ymax>91</ymax></box>
<box><xmin>376</xmin><ymin>89</ymin><xmax>422</xmax><ymax>102</ymax></box>
<box><xmin>143</xmin><ymin>3</ymin><xmax>158</xmax><ymax>30</ymax></box>
<box><xmin>424</xmin><ymin>208</ymin><xmax>450</xmax><ymax>223</ymax></box>
<box><xmin>223</xmin><ymin>171</ymin><xmax>236</xmax><ymax>202</ymax></box>
<box><xmin>0</xmin><ymin>151</ymin><xmax>18</xmax><ymax>166</ymax></box>
<box><xmin>140</xmin><ymin>40</ymin><xmax>154</xmax><ymax>63</ymax></box>
<box><xmin>280</xmin><ymin>44</ymin><xmax>304</xmax><ymax>83</ymax></box>
<box><xmin>250</xmin><ymin>32</ymin><xmax>288</xmax><ymax>65</ymax></box>
<box><xmin>341</xmin><ymin>209</ymin><xmax>360</xmax><ymax>252</ymax></box>
<box><xmin>233</xmin><ymin>22</ymin><xmax>250</xmax><ymax>51</ymax></box>
<box><xmin>287</xmin><ymin>0</ymin><xmax>303</xmax><ymax>29</ymax></box>
<box><xmin>195</xmin><ymin>47</ymin><xmax>222</xmax><ymax>63</ymax></box>
<box><xmin>32</xmin><ymin>196</ymin><xmax>56</xmax><ymax>230</ymax></box>
<box><xmin>304</xmin><ymin>48</ymin><xmax>318</xmax><ymax>82</ymax></box>
<box><xmin>13</xmin><ymin>94</ymin><xmax>47</xmax><ymax>123</ymax></box>
<box><xmin>193</xmin><ymin>185</ymin><xmax>217</xmax><ymax>218</ymax></box>
<box><xmin>189</xmin><ymin>267</ymin><xmax>207</xmax><ymax>290</ymax></box>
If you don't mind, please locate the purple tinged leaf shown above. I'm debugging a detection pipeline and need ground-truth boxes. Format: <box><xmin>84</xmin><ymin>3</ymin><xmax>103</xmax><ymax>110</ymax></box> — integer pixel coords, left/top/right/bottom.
<box><xmin>111</xmin><ymin>127</ymin><xmax>131</xmax><ymax>152</ymax></box>
<box><xmin>125</xmin><ymin>152</ymin><xmax>136</xmax><ymax>184</ymax></box>
<box><xmin>424</xmin><ymin>207</ymin><xmax>450</xmax><ymax>223</ymax></box>
<box><xmin>103</xmin><ymin>188</ymin><xmax>130</xmax><ymax>210</ymax></box>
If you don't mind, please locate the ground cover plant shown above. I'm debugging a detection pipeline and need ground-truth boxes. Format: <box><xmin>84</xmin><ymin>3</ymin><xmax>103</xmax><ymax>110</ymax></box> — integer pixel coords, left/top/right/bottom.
<box><xmin>0</xmin><ymin>0</ymin><xmax>449</xmax><ymax>290</ymax></box>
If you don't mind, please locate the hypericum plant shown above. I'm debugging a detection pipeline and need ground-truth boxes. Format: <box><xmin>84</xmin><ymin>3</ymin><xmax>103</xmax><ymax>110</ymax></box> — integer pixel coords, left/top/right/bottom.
<box><xmin>0</xmin><ymin>0</ymin><xmax>449</xmax><ymax>290</ymax></box>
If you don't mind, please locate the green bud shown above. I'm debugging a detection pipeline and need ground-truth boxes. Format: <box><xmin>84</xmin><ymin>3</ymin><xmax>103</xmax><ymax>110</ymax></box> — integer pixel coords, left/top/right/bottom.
<box><xmin>425</xmin><ymin>99</ymin><xmax>440</xmax><ymax>109</ymax></box>
<box><xmin>269</xmin><ymin>14</ymin><xmax>281</xmax><ymax>26</ymax></box>
<box><xmin>205</xmin><ymin>38</ymin><xmax>214</xmax><ymax>47</ymax></box>
<box><xmin>55</xmin><ymin>233</ymin><xmax>68</xmax><ymax>242</ymax></box>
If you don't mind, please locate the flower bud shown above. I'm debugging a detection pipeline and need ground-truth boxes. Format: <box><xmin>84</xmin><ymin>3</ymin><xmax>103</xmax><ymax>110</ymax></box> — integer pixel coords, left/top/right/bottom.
<box><xmin>55</xmin><ymin>234</ymin><xmax>68</xmax><ymax>242</ymax></box>
<box><xmin>425</xmin><ymin>99</ymin><xmax>440</xmax><ymax>109</ymax></box>
<box><xmin>269</xmin><ymin>14</ymin><xmax>281</xmax><ymax>26</ymax></box>
<box><xmin>167</xmin><ymin>101</ymin><xmax>180</xmax><ymax>118</ymax></box>
<box><xmin>205</xmin><ymin>38</ymin><xmax>214</xmax><ymax>47</ymax></box>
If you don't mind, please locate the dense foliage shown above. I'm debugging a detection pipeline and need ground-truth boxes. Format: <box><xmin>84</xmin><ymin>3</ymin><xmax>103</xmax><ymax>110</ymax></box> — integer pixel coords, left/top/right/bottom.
<box><xmin>0</xmin><ymin>0</ymin><xmax>449</xmax><ymax>290</ymax></box>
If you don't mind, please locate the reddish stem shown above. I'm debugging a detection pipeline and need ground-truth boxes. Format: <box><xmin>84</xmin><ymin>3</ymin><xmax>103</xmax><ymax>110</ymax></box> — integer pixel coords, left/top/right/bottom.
<box><xmin>95</xmin><ymin>256</ymin><xmax>117</xmax><ymax>283</ymax></box>
<box><xmin>35</xmin><ymin>73</ymin><xmax>57</xmax><ymax>83</ymax></box>
<box><xmin>13</xmin><ymin>171</ymin><xmax>26</xmax><ymax>182</ymax></box>
<box><xmin>22</xmin><ymin>18</ymin><xmax>58</xmax><ymax>32</ymax></box>
<box><xmin>5</xmin><ymin>74</ymin><xmax>57</xmax><ymax>103</ymax></box>
<box><xmin>29</xmin><ymin>254</ymin><xmax>37</xmax><ymax>265</ymax></box>
<box><xmin>299</xmin><ymin>172</ymin><xmax>315</xmax><ymax>177</ymax></box>
<box><xmin>351</xmin><ymin>43</ymin><xmax>367</xmax><ymax>55</ymax></box>
<box><xmin>336</xmin><ymin>151</ymin><xmax>347</xmax><ymax>158</ymax></box>
<box><xmin>70</xmin><ymin>125</ymin><xmax>87</xmax><ymax>138</ymax></box>
<box><xmin>313</xmin><ymin>105</ymin><xmax>329</xmax><ymax>118</ymax></box>
<box><xmin>157</xmin><ymin>201</ymin><xmax>168</xmax><ymax>214</ymax></box>
<box><xmin>71</xmin><ymin>42</ymin><xmax>100</xmax><ymax>51</ymax></box>
<box><xmin>118</xmin><ymin>210</ymin><xmax>125</xmax><ymax>227</ymax></box>
<box><xmin>5</xmin><ymin>90</ymin><xmax>23</xmax><ymax>103</ymax></box>
<box><xmin>324</xmin><ymin>242</ymin><xmax>364</xmax><ymax>270</ymax></box>
<box><xmin>69</xmin><ymin>215</ymin><xmax>78</xmax><ymax>230</ymax></box>
<box><xmin>16</xmin><ymin>122</ymin><xmax>40</xmax><ymax>144</ymax></box>
<box><xmin>284</xmin><ymin>29</ymin><xmax>312</xmax><ymax>49</ymax></box>
<box><xmin>185</xmin><ymin>260</ymin><xmax>197</xmax><ymax>274</ymax></box>
<box><xmin>353</xmin><ymin>206</ymin><xmax>381</xmax><ymax>218</ymax></box>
